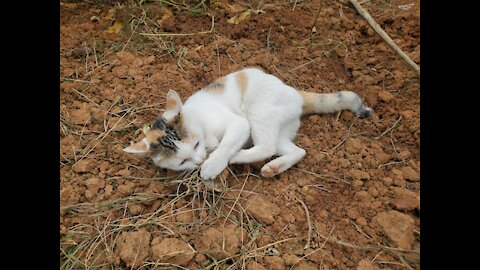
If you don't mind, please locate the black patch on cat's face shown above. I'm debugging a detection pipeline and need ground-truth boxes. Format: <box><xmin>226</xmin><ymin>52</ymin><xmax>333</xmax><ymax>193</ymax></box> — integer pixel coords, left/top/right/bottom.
<box><xmin>149</xmin><ymin>117</ymin><xmax>182</xmax><ymax>154</ymax></box>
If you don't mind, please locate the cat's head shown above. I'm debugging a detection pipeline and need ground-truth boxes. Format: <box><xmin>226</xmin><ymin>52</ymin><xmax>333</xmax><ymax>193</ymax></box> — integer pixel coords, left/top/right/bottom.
<box><xmin>123</xmin><ymin>90</ymin><xmax>206</xmax><ymax>171</ymax></box>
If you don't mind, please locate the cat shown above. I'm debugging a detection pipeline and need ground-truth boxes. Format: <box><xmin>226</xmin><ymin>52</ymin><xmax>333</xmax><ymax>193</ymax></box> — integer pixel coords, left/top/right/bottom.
<box><xmin>123</xmin><ymin>67</ymin><xmax>372</xmax><ymax>180</ymax></box>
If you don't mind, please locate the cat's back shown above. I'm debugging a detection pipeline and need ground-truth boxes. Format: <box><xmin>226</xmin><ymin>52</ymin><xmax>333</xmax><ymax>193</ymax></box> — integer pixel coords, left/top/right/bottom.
<box><xmin>187</xmin><ymin>67</ymin><xmax>302</xmax><ymax>116</ymax></box>
<box><xmin>235</xmin><ymin>67</ymin><xmax>301</xmax><ymax>105</ymax></box>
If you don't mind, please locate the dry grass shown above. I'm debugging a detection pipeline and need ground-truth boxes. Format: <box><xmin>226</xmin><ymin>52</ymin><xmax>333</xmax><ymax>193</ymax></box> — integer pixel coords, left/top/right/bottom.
<box><xmin>61</xmin><ymin>1</ymin><xmax>420</xmax><ymax>268</ymax></box>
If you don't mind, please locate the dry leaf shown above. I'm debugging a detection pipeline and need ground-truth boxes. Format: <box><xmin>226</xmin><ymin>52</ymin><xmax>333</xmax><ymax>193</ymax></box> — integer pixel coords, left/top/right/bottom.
<box><xmin>61</xmin><ymin>3</ymin><xmax>78</xmax><ymax>9</ymax></box>
<box><xmin>398</xmin><ymin>3</ymin><xmax>415</xmax><ymax>10</ymax></box>
<box><xmin>156</xmin><ymin>7</ymin><xmax>173</xmax><ymax>26</ymax></box>
<box><xmin>105</xmin><ymin>7</ymin><xmax>116</xmax><ymax>20</ymax></box>
<box><xmin>226</xmin><ymin>3</ymin><xmax>247</xmax><ymax>13</ymax></box>
<box><xmin>106</xmin><ymin>21</ymin><xmax>122</xmax><ymax>34</ymax></box>
<box><xmin>228</xmin><ymin>10</ymin><xmax>252</xmax><ymax>25</ymax></box>
<box><xmin>212</xmin><ymin>1</ymin><xmax>247</xmax><ymax>13</ymax></box>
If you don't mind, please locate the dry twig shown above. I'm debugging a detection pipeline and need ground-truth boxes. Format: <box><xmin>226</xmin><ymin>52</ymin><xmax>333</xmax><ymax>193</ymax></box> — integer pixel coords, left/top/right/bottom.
<box><xmin>348</xmin><ymin>0</ymin><xmax>420</xmax><ymax>76</ymax></box>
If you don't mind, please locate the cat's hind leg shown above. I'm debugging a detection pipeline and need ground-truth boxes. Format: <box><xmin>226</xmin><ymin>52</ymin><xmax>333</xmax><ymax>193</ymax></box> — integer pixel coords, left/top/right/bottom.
<box><xmin>261</xmin><ymin>140</ymin><xmax>306</xmax><ymax>178</ymax></box>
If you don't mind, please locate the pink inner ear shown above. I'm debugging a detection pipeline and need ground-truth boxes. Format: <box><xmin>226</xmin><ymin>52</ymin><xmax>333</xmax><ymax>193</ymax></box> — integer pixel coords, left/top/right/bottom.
<box><xmin>123</xmin><ymin>140</ymin><xmax>148</xmax><ymax>154</ymax></box>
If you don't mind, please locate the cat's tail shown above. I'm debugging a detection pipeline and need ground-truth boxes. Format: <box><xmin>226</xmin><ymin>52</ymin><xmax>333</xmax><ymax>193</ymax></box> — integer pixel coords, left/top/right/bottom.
<box><xmin>299</xmin><ymin>90</ymin><xmax>373</xmax><ymax>118</ymax></box>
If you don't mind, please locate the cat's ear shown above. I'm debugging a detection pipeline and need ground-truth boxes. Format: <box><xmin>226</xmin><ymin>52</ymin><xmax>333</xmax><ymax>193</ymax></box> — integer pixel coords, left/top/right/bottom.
<box><xmin>123</xmin><ymin>138</ymin><xmax>149</xmax><ymax>155</ymax></box>
<box><xmin>163</xmin><ymin>89</ymin><xmax>182</xmax><ymax>122</ymax></box>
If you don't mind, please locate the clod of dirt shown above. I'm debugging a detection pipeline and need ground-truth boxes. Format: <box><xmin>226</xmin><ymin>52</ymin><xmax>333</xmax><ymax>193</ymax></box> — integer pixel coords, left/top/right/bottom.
<box><xmin>128</xmin><ymin>204</ymin><xmax>144</xmax><ymax>215</ymax></box>
<box><xmin>345</xmin><ymin>138</ymin><xmax>363</xmax><ymax>154</ymax></box>
<box><xmin>346</xmin><ymin>208</ymin><xmax>361</xmax><ymax>220</ymax></box>
<box><xmin>390</xmin><ymin>187</ymin><xmax>420</xmax><ymax>211</ymax></box>
<box><xmin>193</xmin><ymin>223</ymin><xmax>246</xmax><ymax>260</ymax></box>
<box><xmin>283</xmin><ymin>253</ymin><xmax>301</xmax><ymax>266</ymax></box>
<box><xmin>397</xmin><ymin>150</ymin><xmax>411</xmax><ymax>160</ymax></box>
<box><xmin>293</xmin><ymin>261</ymin><xmax>317</xmax><ymax>270</ymax></box>
<box><xmin>378</xmin><ymin>90</ymin><xmax>395</xmax><ymax>102</ymax></box>
<box><xmin>245</xmin><ymin>194</ymin><xmax>280</xmax><ymax>225</ymax></box>
<box><xmin>284</xmin><ymin>239</ymin><xmax>305</xmax><ymax>256</ymax></box>
<box><xmin>73</xmin><ymin>159</ymin><xmax>94</xmax><ymax>173</ymax></box>
<box><xmin>401</xmin><ymin>166</ymin><xmax>420</xmax><ymax>181</ymax></box>
<box><xmin>194</xmin><ymin>253</ymin><xmax>208</xmax><ymax>265</ymax></box>
<box><xmin>356</xmin><ymin>259</ymin><xmax>381</xmax><ymax>270</ymax></box>
<box><xmin>114</xmin><ymin>229</ymin><xmax>151</xmax><ymax>268</ymax></box>
<box><xmin>247</xmin><ymin>261</ymin><xmax>267</xmax><ymax>270</ymax></box>
<box><xmin>345</xmin><ymin>169</ymin><xmax>371</xmax><ymax>181</ymax></box>
<box><xmin>71</xmin><ymin>46</ymin><xmax>93</xmax><ymax>58</ymax></box>
<box><xmin>150</xmin><ymin>238</ymin><xmax>195</xmax><ymax>266</ymax></box>
<box><xmin>264</xmin><ymin>256</ymin><xmax>286</xmax><ymax>270</ymax></box>
<box><xmin>69</xmin><ymin>106</ymin><xmax>91</xmax><ymax>125</ymax></box>
<box><xmin>400</xmin><ymin>110</ymin><xmax>416</xmax><ymax>118</ymax></box>
<box><xmin>371</xmin><ymin>148</ymin><xmax>391</xmax><ymax>164</ymax></box>
<box><xmin>117</xmin><ymin>182</ymin><xmax>136</xmax><ymax>197</ymax></box>
<box><xmin>374</xmin><ymin>210</ymin><xmax>415</xmax><ymax>249</ymax></box>
<box><xmin>84</xmin><ymin>177</ymin><xmax>104</xmax><ymax>192</ymax></box>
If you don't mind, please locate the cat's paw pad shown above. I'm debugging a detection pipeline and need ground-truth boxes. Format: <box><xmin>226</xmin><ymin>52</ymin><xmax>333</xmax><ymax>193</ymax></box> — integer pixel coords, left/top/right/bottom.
<box><xmin>261</xmin><ymin>164</ymin><xmax>279</xmax><ymax>178</ymax></box>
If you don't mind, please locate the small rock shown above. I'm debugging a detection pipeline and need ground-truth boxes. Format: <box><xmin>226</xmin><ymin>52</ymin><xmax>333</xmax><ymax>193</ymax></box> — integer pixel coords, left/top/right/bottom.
<box><xmin>104</xmin><ymin>184</ymin><xmax>113</xmax><ymax>199</ymax></box>
<box><xmin>393</xmin><ymin>176</ymin><xmax>406</xmax><ymax>187</ymax></box>
<box><xmin>373</xmin><ymin>150</ymin><xmax>391</xmax><ymax>164</ymax></box>
<box><xmin>400</xmin><ymin>110</ymin><xmax>416</xmax><ymax>118</ymax></box>
<box><xmin>84</xmin><ymin>189</ymin><xmax>95</xmax><ymax>200</ymax></box>
<box><xmin>84</xmin><ymin>177</ymin><xmax>103</xmax><ymax>191</ymax></box>
<box><xmin>115</xmin><ymin>229</ymin><xmax>151</xmax><ymax>268</ymax></box>
<box><xmin>367</xmin><ymin>187</ymin><xmax>379</xmax><ymax>197</ymax></box>
<box><xmin>116</xmin><ymin>167</ymin><xmax>131</xmax><ymax>177</ymax></box>
<box><xmin>346</xmin><ymin>169</ymin><xmax>370</xmax><ymax>181</ymax></box>
<box><xmin>73</xmin><ymin>159</ymin><xmax>93</xmax><ymax>173</ymax></box>
<box><xmin>382</xmin><ymin>177</ymin><xmax>393</xmax><ymax>186</ymax></box>
<box><xmin>193</xmin><ymin>224</ymin><xmax>246</xmax><ymax>260</ymax></box>
<box><xmin>356</xmin><ymin>217</ymin><xmax>367</xmax><ymax>226</ymax></box>
<box><xmin>128</xmin><ymin>204</ymin><xmax>143</xmax><ymax>215</ymax></box>
<box><xmin>374</xmin><ymin>210</ymin><xmax>415</xmax><ymax>249</ymax></box>
<box><xmin>378</xmin><ymin>91</ymin><xmax>395</xmax><ymax>101</ymax></box>
<box><xmin>283</xmin><ymin>254</ymin><xmax>300</xmax><ymax>266</ymax></box>
<box><xmin>401</xmin><ymin>166</ymin><xmax>420</xmax><ymax>181</ymax></box>
<box><xmin>293</xmin><ymin>261</ymin><xmax>317</xmax><ymax>270</ymax></box>
<box><xmin>264</xmin><ymin>256</ymin><xmax>286</xmax><ymax>270</ymax></box>
<box><xmin>346</xmin><ymin>208</ymin><xmax>360</xmax><ymax>220</ymax></box>
<box><xmin>357</xmin><ymin>259</ymin><xmax>381</xmax><ymax>270</ymax></box>
<box><xmin>117</xmin><ymin>182</ymin><xmax>135</xmax><ymax>196</ymax></box>
<box><xmin>352</xmin><ymin>180</ymin><xmax>364</xmax><ymax>187</ymax></box>
<box><xmin>345</xmin><ymin>138</ymin><xmax>363</xmax><ymax>154</ymax></box>
<box><xmin>71</xmin><ymin>46</ymin><xmax>93</xmax><ymax>58</ymax></box>
<box><xmin>194</xmin><ymin>253</ymin><xmax>208</xmax><ymax>264</ymax></box>
<box><xmin>247</xmin><ymin>261</ymin><xmax>267</xmax><ymax>270</ymax></box>
<box><xmin>398</xmin><ymin>150</ymin><xmax>411</xmax><ymax>160</ymax></box>
<box><xmin>390</xmin><ymin>188</ymin><xmax>420</xmax><ymax>211</ymax></box>
<box><xmin>150</xmin><ymin>238</ymin><xmax>195</xmax><ymax>266</ymax></box>
<box><xmin>245</xmin><ymin>195</ymin><xmax>280</xmax><ymax>225</ymax></box>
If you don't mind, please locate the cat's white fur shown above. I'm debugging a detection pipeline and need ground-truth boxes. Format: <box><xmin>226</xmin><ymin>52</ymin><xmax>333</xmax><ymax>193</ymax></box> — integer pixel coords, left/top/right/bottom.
<box><xmin>124</xmin><ymin>67</ymin><xmax>372</xmax><ymax>180</ymax></box>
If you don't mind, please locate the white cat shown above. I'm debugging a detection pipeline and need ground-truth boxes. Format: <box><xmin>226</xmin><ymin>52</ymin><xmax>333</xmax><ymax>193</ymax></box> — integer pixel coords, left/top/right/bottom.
<box><xmin>123</xmin><ymin>67</ymin><xmax>372</xmax><ymax>180</ymax></box>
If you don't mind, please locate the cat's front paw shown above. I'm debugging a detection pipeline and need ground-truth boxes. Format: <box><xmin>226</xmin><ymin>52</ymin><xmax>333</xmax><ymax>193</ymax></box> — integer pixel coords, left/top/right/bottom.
<box><xmin>200</xmin><ymin>158</ymin><xmax>227</xmax><ymax>180</ymax></box>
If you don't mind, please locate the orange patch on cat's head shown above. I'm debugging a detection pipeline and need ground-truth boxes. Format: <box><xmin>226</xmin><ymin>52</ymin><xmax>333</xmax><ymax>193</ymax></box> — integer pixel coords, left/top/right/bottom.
<box><xmin>145</xmin><ymin>129</ymin><xmax>166</xmax><ymax>144</ymax></box>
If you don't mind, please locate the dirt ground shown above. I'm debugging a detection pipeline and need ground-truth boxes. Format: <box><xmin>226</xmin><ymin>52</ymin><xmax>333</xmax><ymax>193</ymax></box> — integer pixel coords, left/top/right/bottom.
<box><xmin>60</xmin><ymin>0</ymin><xmax>420</xmax><ymax>269</ymax></box>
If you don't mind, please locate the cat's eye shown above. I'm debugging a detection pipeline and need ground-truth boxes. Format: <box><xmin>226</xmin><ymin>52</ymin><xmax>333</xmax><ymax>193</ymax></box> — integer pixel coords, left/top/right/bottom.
<box><xmin>179</xmin><ymin>159</ymin><xmax>187</xmax><ymax>165</ymax></box>
<box><xmin>194</xmin><ymin>141</ymin><xmax>200</xmax><ymax>149</ymax></box>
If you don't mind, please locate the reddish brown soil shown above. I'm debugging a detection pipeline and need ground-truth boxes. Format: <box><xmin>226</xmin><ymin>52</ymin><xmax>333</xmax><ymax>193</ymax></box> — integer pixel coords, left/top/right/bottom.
<box><xmin>60</xmin><ymin>0</ymin><xmax>420</xmax><ymax>269</ymax></box>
